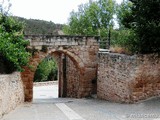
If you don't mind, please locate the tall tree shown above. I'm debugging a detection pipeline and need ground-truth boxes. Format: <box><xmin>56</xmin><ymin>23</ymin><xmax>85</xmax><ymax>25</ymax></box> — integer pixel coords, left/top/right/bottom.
<box><xmin>122</xmin><ymin>0</ymin><xmax>160</xmax><ymax>53</ymax></box>
<box><xmin>116</xmin><ymin>0</ymin><xmax>133</xmax><ymax>29</ymax></box>
<box><xmin>63</xmin><ymin>0</ymin><xmax>116</xmax><ymax>37</ymax></box>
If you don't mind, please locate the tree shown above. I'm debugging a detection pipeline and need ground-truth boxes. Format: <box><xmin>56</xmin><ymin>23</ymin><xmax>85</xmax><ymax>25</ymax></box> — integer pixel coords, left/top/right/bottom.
<box><xmin>0</xmin><ymin>0</ymin><xmax>11</xmax><ymax>15</ymax></box>
<box><xmin>123</xmin><ymin>0</ymin><xmax>160</xmax><ymax>53</ymax></box>
<box><xmin>0</xmin><ymin>1</ymin><xmax>30</xmax><ymax>72</ymax></box>
<box><xmin>116</xmin><ymin>0</ymin><xmax>133</xmax><ymax>29</ymax></box>
<box><xmin>63</xmin><ymin>0</ymin><xmax>116</xmax><ymax>37</ymax></box>
<box><xmin>110</xmin><ymin>0</ymin><xmax>136</xmax><ymax>52</ymax></box>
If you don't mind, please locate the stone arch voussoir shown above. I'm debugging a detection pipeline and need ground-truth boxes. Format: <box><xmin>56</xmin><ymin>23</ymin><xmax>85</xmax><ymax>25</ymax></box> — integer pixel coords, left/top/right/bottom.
<box><xmin>48</xmin><ymin>48</ymin><xmax>85</xmax><ymax>75</ymax></box>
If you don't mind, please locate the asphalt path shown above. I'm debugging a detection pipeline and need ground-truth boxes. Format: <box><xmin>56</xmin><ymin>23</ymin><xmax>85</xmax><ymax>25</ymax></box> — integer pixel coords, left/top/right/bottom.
<box><xmin>1</xmin><ymin>84</ymin><xmax>160</xmax><ymax>120</ymax></box>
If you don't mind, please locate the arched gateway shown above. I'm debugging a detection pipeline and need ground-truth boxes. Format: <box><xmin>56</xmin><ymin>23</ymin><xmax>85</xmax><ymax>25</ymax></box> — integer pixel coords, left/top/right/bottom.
<box><xmin>21</xmin><ymin>35</ymin><xmax>99</xmax><ymax>102</ymax></box>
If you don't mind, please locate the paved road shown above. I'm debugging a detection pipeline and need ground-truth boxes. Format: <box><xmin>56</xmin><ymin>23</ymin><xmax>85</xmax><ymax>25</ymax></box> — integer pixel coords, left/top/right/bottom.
<box><xmin>1</xmin><ymin>85</ymin><xmax>160</xmax><ymax>120</ymax></box>
<box><xmin>33</xmin><ymin>84</ymin><xmax>58</xmax><ymax>99</ymax></box>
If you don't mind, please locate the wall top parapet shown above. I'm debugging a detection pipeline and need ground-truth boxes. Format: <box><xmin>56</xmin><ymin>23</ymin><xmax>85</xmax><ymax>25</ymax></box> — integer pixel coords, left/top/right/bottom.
<box><xmin>25</xmin><ymin>34</ymin><xmax>100</xmax><ymax>40</ymax></box>
<box><xmin>25</xmin><ymin>34</ymin><xmax>100</xmax><ymax>46</ymax></box>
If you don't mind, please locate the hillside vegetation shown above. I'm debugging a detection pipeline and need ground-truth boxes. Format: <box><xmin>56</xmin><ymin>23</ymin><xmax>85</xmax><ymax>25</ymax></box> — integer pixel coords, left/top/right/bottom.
<box><xmin>14</xmin><ymin>16</ymin><xmax>63</xmax><ymax>35</ymax></box>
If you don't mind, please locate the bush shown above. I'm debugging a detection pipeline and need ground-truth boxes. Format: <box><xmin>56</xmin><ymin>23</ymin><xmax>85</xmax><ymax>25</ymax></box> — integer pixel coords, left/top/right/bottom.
<box><xmin>34</xmin><ymin>57</ymin><xmax>58</xmax><ymax>82</ymax></box>
<box><xmin>111</xmin><ymin>29</ymin><xmax>132</xmax><ymax>47</ymax></box>
<box><xmin>0</xmin><ymin>14</ymin><xmax>30</xmax><ymax>72</ymax></box>
<box><xmin>110</xmin><ymin>29</ymin><xmax>137</xmax><ymax>53</ymax></box>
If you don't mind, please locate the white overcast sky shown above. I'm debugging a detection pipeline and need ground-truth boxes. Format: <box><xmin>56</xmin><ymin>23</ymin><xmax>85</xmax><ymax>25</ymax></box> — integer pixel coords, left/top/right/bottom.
<box><xmin>8</xmin><ymin>0</ymin><xmax>123</xmax><ymax>24</ymax></box>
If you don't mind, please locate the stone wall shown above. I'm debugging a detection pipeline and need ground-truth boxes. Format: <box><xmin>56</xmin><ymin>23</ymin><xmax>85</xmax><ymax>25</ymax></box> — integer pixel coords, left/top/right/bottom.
<box><xmin>60</xmin><ymin>44</ymin><xmax>98</xmax><ymax>97</ymax></box>
<box><xmin>66</xmin><ymin>56</ymin><xmax>81</xmax><ymax>97</ymax></box>
<box><xmin>0</xmin><ymin>72</ymin><xmax>24</xmax><ymax>118</ymax></box>
<box><xmin>57</xmin><ymin>51</ymin><xmax>97</xmax><ymax>98</ymax></box>
<box><xmin>97</xmin><ymin>53</ymin><xmax>160</xmax><ymax>103</ymax></box>
<box><xmin>21</xmin><ymin>52</ymin><xmax>47</xmax><ymax>102</ymax></box>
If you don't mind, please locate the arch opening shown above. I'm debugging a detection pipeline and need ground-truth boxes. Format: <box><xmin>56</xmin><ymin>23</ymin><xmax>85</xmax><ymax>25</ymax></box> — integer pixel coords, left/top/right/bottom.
<box><xmin>49</xmin><ymin>50</ymin><xmax>83</xmax><ymax>98</ymax></box>
<box><xmin>33</xmin><ymin>55</ymin><xmax>58</xmax><ymax>100</ymax></box>
<box><xmin>30</xmin><ymin>50</ymin><xmax>84</xmax><ymax>102</ymax></box>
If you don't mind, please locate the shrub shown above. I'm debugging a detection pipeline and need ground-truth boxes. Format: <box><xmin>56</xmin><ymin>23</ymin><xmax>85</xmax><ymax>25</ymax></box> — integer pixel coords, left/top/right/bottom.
<box><xmin>34</xmin><ymin>57</ymin><xmax>58</xmax><ymax>82</ymax></box>
<box><xmin>0</xmin><ymin>14</ymin><xmax>30</xmax><ymax>72</ymax></box>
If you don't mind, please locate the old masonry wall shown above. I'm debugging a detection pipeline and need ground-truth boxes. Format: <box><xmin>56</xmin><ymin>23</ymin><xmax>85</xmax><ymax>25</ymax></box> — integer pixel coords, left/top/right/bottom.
<box><xmin>0</xmin><ymin>72</ymin><xmax>24</xmax><ymax>118</ymax></box>
<box><xmin>97</xmin><ymin>53</ymin><xmax>160</xmax><ymax>103</ymax></box>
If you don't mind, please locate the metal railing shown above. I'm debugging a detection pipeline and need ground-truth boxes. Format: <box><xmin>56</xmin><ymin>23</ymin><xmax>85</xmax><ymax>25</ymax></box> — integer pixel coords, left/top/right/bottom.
<box><xmin>98</xmin><ymin>37</ymin><xmax>110</xmax><ymax>49</ymax></box>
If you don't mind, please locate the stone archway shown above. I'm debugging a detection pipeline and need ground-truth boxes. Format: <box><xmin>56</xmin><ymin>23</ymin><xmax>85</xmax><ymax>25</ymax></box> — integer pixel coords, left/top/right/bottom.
<box><xmin>21</xmin><ymin>48</ymin><xmax>98</xmax><ymax>102</ymax></box>
<box><xmin>21</xmin><ymin>35</ymin><xmax>99</xmax><ymax>102</ymax></box>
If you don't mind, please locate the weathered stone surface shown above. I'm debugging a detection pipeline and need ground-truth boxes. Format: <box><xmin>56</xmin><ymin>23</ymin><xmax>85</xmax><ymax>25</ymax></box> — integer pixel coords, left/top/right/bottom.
<box><xmin>0</xmin><ymin>72</ymin><xmax>24</xmax><ymax>118</ymax></box>
<box><xmin>21</xmin><ymin>52</ymin><xmax>47</xmax><ymax>102</ymax></box>
<box><xmin>21</xmin><ymin>35</ymin><xmax>99</xmax><ymax>102</ymax></box>
<box><xmin>65</xmin><ymin>57</ymin><xmax>81</xmax><ymax>97</ymax></box>
<box><xmin>97</xmin><ymin>53</ymin><xmax>160</xmax><ymax>103</ymax></box>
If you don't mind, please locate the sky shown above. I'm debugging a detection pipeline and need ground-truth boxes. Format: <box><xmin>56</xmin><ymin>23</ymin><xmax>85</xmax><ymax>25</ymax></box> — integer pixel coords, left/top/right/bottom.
<box><xmin>8</xmin><ymin>0</ymin><xmax>123</xmax><ymax>24</ymax></box>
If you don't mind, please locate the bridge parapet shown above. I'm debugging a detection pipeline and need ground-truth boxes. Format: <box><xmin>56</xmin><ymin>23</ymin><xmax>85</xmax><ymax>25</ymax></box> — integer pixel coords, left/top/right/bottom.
<box><xmin>25</xmin><ymin>35</ymin><xmax>100</xmax><ymax>47</ymax></box>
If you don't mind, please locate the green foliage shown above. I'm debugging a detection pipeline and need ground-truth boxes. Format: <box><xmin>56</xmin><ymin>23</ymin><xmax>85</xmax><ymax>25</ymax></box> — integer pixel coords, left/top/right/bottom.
<box><xmin>121</xmin><ymin>0</ymin><xmax>160</xmax><ymax>53</ymax></box>
<box><xmin>26</xmin><ymin>46</ymin><xmax>38</xmax><ymax>56</ymax></box>
<box><xmin>0</xmin><ymin>14</ymin><xmax>30</xmax><ymax>72</ymax></box>
<box><xmin>14</xmin><ymin>17</ymin><xmax>63</xmax><ymax>35</ymax></box>
<box><xmin>116</xmin><ymin>0</ymin><xmax>133</xmax><ymax>29</ymax></box>
<box><xmin>34</xmin><ymin>57</ymin><xmax>58</xmax><ymax>82</ymax></box>
<box><xmin>112</xmin><ymin>0</ymin><xmax>135</xmax><ymax>52</ymax></box>
<box><xmin>111</xmin><ymin>28</ymin><xmax>137</xmax><ymax>52</ymax></box>
<box><xmin>63</xmin><ymin>0</ymin><xmax>116</xmax><ymax>37</ymax></box>
<box><xmin>111</xmin><ymin>29</ymin><xmax>132</xmax><ymax>46</ymax></box>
